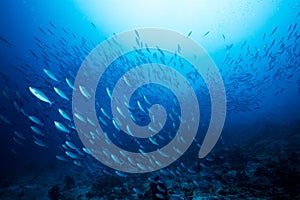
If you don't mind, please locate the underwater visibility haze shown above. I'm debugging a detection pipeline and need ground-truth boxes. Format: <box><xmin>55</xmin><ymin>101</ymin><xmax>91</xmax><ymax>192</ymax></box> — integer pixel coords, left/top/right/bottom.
<box><xmin>0</xmin><ymin>0</ymin><xmax>300</xmax><ymax>199</ymax></box>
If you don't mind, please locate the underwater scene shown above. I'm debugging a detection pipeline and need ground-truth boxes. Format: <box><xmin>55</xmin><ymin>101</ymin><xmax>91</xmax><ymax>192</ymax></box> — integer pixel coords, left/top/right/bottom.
<box><xmin>0</xmin><ymin>0</ymin><xmax>300</xmax><ymax>199</ymax></box>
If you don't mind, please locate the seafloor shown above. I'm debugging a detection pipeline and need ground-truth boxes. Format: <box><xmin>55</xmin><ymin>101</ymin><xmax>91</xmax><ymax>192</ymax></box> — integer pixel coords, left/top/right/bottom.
<box><xmin>0</xmin><ymin>121</ymin><xmax>299</xmax><ymax>200</ymax></box>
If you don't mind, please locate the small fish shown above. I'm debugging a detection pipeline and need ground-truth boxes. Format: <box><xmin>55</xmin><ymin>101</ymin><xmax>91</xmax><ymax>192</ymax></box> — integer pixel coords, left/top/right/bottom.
<box><xmin>123</xmin><ymin>76</ymin><xmax>132</xmax><ymax>87</ymax></box>
<box><xmin>49</xmin><ymin>20</ymin><xmax>56</xmax><ymax>29</ymax></box>
<box><xmin>106</xmin><ymin>87</ymin><xmax>112</xmax><ymax>99</ymax></box>
<box><xmin>13</xmin><ymin>137</ymin><xmax>24</xmax><ymax>146</ymax></box>
<box><xmin>115</xmin><ymin>170</ymin><xmax>127</xmax><ymax>177</ymax></box>
<box><xmin>101</xmin><ymin>108</ymin><xmax>110</xmax><ymax>119</ymax></box>
<box><xmin>28</xmin><ymin>115</ymin><xmax>44</xmax><ymax>126</ymax></box>
<box><xmin>112</xmin><ymin>118</ymin><xmax>120</xmax><ymax>131</ymax></box>
<box><xmin>79</xmin><ymin>85</ymin><xmax>91</xmax><ymax>99</ymax></box>
<box><xmin>74</xmin><ymin>112</ymin><xmax>86</xmax><ymax>123</ymax></box>
<box><xmin>203</xmin><ymin>31</ymin><xmax>210</xmax><ymax>37</ymax></box>
<box><xmin>149</xmin><ymin>137</ymin><xmax>159</xmax><ymax>146</ymax></box>
<box><xmin>56</xmin><ymin>155</ymin><xmax>68</xmax><ymax>162</ymax></box>
<box><xmin>54</xmin><ymin>87</ymin><xmax>69</xmax><ymax>100</ymax></box>
<box><xmin>226</xmin><ymin>44</ymin><xmax>233</xmax><ymax>50</ymax></box>
<box><xmin>34</xmin><ymin>139</ymin><xmax>48</xmax><ymax>148</ymax></box>
<box><xmin>222</xmin><ymin>34</ymin><xmax>226</xmax><ymax>41</ymax></box>
<box><xmin>65</xmin><ymin>78</ymin><xmax>74</xmax><ymax>89</ymax></box>
<box><xmin>82</xmin><ymin>147</ymin><xmax>91</xmax><ymax>155</ymax></box>
<box><xmin>270</xmin><ymin>26</ymin><xmax>278</xmax><ymax>36</ymax></box>
<box><xmin>263</xmin><ymin>33</ymin><xmax>266</xmax><ymax>40</ymax></box>
<box><xmin>65</xmin><ymin>151</ymin><xmax>78</xmax><ymax>159</ymax></box>
<box><xmin>66</xmin><ymin>141</ymin><xmax>77</xmax><ymax>150</ymax></box>
<box><xmin>0</xmin><ymin>36</ymin><xmax>13</xmax><ymax>47</ymax></box>
<box><xmin>0</xmin><ymin>114</ymin><xmax>12</xmax><ymax>125</ymax></box>
<box><xmin>133</xmin><ymin>188</ymin><xmax>144</xmax><ymax>196</ymax></box>
<box><xmin>58</xmin><ymin>108</ymin><xmax>71</xmax><ymax>121</ymax></box>
<box><xmin>187</xmin><ymin>31</ymin><xmax>192</xmax><ymax>38</ymax></box>
<box><xmin>134</xmin><ymin>30</ymin><xmax>140</xmax><ymax>39</ymax></box>
<box><xmin>137</xmin><ymin>100</ymin><xmax>145</xmax><ymax>112</ymax></box>
<box><xmin>205</xmin><ymin>156</ymin><xmax>215</xmax><ymax>162</ymax></box>
<box><xmin>38</xmin><ymin>27</ymin><xmax>47</xmax><ymax>35</ymax></box>
<box><xmin>28</xmin><ymin>49</ymin><xmax>38</xmax><ymax>60</ymax></box>
<box><xmin>43</xmin><ymin>68</ymin><xmax>58</xmax><ymax>82</ymax></box>
<box><xmin>73</xmin><ymin>160</ymin><xmax>83</xmax><ymax>167</ymax></box>
<box><xmin>54</xmin><ymin>121</ymin><xmax>70</xmax><ymax>133</ymax></box>
<box><xmin>98</xmin><ymin>116</ymin><xmax>108</xmax><ymax>126</ymax></box>
<box><xmin>30</xmin><ymin>126</ymin><xmax>44</xmax><ymax>136</ymax></box>
<box><xmin>91</xmin><ymin>22</ymin><xmax>96</xmax><ymax>29</ymax></box>
<box><xmin>155</xmin><ymin>193</ymin><xmax>165</xmax><ymax>199</ymax></box>
<box><xmin>29</xmin><ymin>87</ymin><xmax>53</xmax><ymax>106</ymax></box>
<box><xmin>14</xmin><ymin>131</ymin><xmax>26</xmax><ymax>140</ymax></box>
<box><xmin>143</xmin><ymin>95</ymin><xmax>151</xmax><ymax>105</ymax></box>
<box><xmin>116</xmin><ymin>106</ymin><xmax>125</xmax><ymax>118</ymax></box>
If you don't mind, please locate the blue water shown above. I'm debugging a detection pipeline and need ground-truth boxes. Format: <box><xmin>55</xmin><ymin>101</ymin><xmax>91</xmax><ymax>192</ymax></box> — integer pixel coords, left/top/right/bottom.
<box><xmin>0</xmin><ymin>1</ymin><xmax>300</xmax><ymax>199</ymax></box>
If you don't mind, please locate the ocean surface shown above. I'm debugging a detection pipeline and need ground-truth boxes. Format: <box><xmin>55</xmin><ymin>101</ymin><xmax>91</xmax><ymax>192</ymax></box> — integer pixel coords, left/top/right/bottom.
<box><xmin>0</xmin><ymin>0</ymin><xmax>300</xmax><ymax>199</ymax></box>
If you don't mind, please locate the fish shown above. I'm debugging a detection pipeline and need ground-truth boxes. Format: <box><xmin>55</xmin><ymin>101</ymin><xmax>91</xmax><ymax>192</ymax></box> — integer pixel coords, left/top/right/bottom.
<box><xmin>100</xmin><ymin>107</ymin><xmax>110</xmax><ymax>119</ymax></box>
<box><xmin>54</xmin><ymin>87</ymin><xmax>69</xmax><ymax>100</ymax></box>
<box><xmin>74</xmin><ymin>112</ymin><xmax>86</xmax><ymax>123</ymax></box>
<box><xmin>155</xmin><ymin>193</ymin><xmax>165</xmax><ymax>199</ymax></box>
<box><xmin>38</xmin><ymin>27</ymin><xmax>47</xmax><ymax>35</ymax></box>
<box><xmin>187</xmin><ymin>31</ymin><xmax>192</xmax><ymax>38</ymax></box>
<box><xmin>115</xmin><ymin>170</ymin><xmax>127</xmax><ymax>177</ymax></box>
<box><xmin>112</xmin><ymin>118</ymin><xmax>121</xmax><ymax>131</ymax></box>
<box><xmin>222</xmin><ymin>34</ymin><xmax>226</xmax><ymax>41</ymax></box>
<box><xmin>143</xmin><ymin>95</ymin><xmax>151</xmax><ymax>105</ymax></box>
<box><xmin>56</xmin><ymin>155</ymin><xmax>68</xmax><ymax>162</ymax></box>
<box><xmin>65</xmin><ymin>78</ymin><xmax>74</xmax><ymax>89</ymax></box>
<box><xmin>14</xmin><ymin>131</ymin><xmax>26</xmax><ymax>140</ymax></box>
<box><xmin>73</xmin><ymin>160</ymin><xmax>83</xmax><ymax>167</ymax></box>
<box><xmin>98</xmin><ymin>116</ymin><xmax>108</xmax><ymax>126</ymax></box>
<box><xmin>137</xmin><ymin>100</ymin><xmax>146</xmax><ymax>112</ymax></box>
<box><xmin>49</xmin><ymin>20</ymin><xmax>56</xmax><ymax>29</ymax></box>
<box><xmin>28</xmin><ymin>115</ymin><xmax>44</xmax><ymax>126</ymax></box>
<box><xmin>43</xmin><ymin>68</ymin><xmax>59</xmax><ymax>82</ymax></box>
<box><xmin>0</xmin><ymin>114</ymin><xmax>12</xmax><ymax>125</ymax></box>
<box><xmin>133</xmin><ymin>188</ymin><xmax>144</xmax><ymax>196</ymax></box>
<box><xmin>79</xmin><ymin>85</ymin><xmax>91</xmax><ymax>99</ymax></box>
<box><xmin>106</xmin><ymin>87</ymin><xmax>112</xmax><ymax>99</ymax></box>
<box><xmin>82</xmin><ymin>147</ymin><xmax>91</xmax><ymax>155</ymax></box>
<box><xmin>203</xmin><ymin>31</ymin><xmax>210</xmax><ymax>37</ymax></box>
<box><xmin>30</xmin><ymin>126</ymin><xmax>44</xmax><ymax>136</ymax></box>
<box><xmin>91</xmin><ymin>22</ymin><xmax>96</xmax><ymax>29</ymax></box>
<box><xmin>65</xmin><ymin>151</ymin><xmax>78</xmax><ymax>159</ymax></box>
<box><xmin>270</xmin><ymin>26</ymin><xmax>278</xmax><ymax>36</ymax></box>
<box><xmin>226</xmin><ymin>44</ymin><xmax>233</xmax><ymax>50</ymax></box>
<box><xmin>13</xmin><ymin>137</ymin><xmax>24</xmax><ymax>146</ymax></box>
<box><xmin>116</xmin><ymin>106</ymin><xmax>126</xmax><ymax>118</ymax></box>
<box><xmin>58</xmin><ymin>108</ymin><xmax>71</xmax><ymax>121</ymax></box>
<box><xmin>29</xmin><ymin>87</ymin><xmax>53</xmax><ymax>106</ymax></box>
<box><xmin>34</xmin><ymin>139</ymin><xmax>48</xmax><ymax>148</ymax></box>
<box><xmin>54</xmin><ymin>121</ymin><xmax>70</xmax><ymax>133</ymax></box>
<box><xmin>65</xmin><ymin>141</ymin><xmax>77</xmax><ymax>150</ymax></box>
<box><xmin>28</xmin><ymin>49</ymin><xmax>38</xmax><ymax>60</ymax></box>
<box><xmin>149</xmin><ymin>137</ymin><xmax>159</xmax><ymax>146</ymax></box>
<box><xmin>0</xmin><ymin>36</ymin><xmax>13</xmax><ymax>47</ymax></box>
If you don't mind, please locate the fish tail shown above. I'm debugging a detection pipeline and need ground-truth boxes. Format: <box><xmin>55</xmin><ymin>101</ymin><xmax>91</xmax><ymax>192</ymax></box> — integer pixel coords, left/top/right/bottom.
<box><xmin>50</xmin><ymin>100</ymin><xmax>55</xmax><ymax>106</ymax></box>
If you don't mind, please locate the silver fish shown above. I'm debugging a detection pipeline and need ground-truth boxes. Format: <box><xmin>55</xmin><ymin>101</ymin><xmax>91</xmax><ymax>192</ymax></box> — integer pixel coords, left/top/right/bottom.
<box><xmin>65</xmin><ymin>78</ymin><xmax>74</xmax><ymax>90</ymax></box>
<box><xmin>54</xmin><ymin>121</ymin><xmax>70</xmax><ymax>133</ymax></box>
<box><xmin>58</xmin><ymin>108</ymin><xmax>71</xmax><ymax>121</ymax></box>
<box><xmin>54</xmin><ymin>87</ymin><xmax>69</xmax><ymax>100</ymax></box>
<box><xmin>43</xmin><ymin>68</ymin><xmax>58</xmax><ymax>82</ymax></box>
<box><xmin>30</xmin><ymin>126</ymin><xmax>44</xmax><ymax>136</ymax></box>
<box><xmin>28</xmin><ymin>115</ymin><xmax>44</xmax><ymax>126</ymax></box>
<box><xmin>79</xmin><ymin>85</ymin><xmax>91</xmax><ymax>99</ymax></box>
<box><xmin>29</xmin><ymin>87</ymin><xmax>53</xmax><ymax>106</ymax></box>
